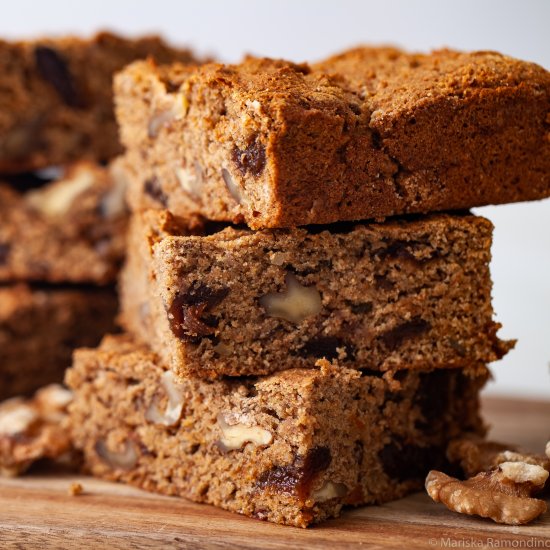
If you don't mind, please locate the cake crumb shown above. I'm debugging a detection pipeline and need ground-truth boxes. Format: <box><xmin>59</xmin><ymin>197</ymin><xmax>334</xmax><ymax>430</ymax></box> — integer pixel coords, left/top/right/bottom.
<box><xmin>68</xmin><ymin>482</ymin><xmax>84</xmax><ymax>496</ymax></box>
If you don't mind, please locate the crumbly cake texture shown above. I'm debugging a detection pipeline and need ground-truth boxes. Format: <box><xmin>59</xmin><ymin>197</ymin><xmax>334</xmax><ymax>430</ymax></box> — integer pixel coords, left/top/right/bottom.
<box><xmin>0</xmin><ymin>284</ymin><xmax>118</xmax><ymax>400</ymax></box>
<box><xmin>115</xmin><ymin>47</ymin><xmax>550</xmax><ymax>229</ymax></box>
<box><xmin>0</xmin><ymin>162</ymin><xmax>127</xmax><ymax>284</ymax></box>
<box><xmin>0</xmin><ymin>32</ymin><xmax>197</xmax><ymax>172</ymax></box>
<box><xmin>120</xmin><ymin>209</ymin><xmax>512</xmax><ymax>379</ymax></box>
<box><xmin>0</xmin><ymin>384</ymin><xmax>73</xmax><ymax>476</ymax></box>
<box><xmin>66</xmin><ymin>335</ymin><xmax>488</xmax><ymax>527</ymax></box>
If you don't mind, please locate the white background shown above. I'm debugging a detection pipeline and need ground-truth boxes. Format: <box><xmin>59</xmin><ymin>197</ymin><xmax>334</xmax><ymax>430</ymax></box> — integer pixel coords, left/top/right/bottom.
<box><xmin>1</xmin><ymin>0</ymin><xmax>548</xmax><ymax>397</ymax></box>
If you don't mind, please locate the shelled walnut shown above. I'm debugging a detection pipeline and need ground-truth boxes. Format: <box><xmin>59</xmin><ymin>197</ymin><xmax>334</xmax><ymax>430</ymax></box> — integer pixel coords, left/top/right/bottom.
<box><xmin>216</xmin><ymin>413</ymin><xmax>272</xmax><ymax>452</ymax></box>
<box><xmin>0</xmin><ymin>384</ymin><xmax>73</xmax><ymax>476</ymax></box>
<box><xmin>426</xmin><ymin>461</ymin><xmax>548</xmax><ymax>525</ymax></box>
<box><xmin>260</xmin><ymin>273</ymin><xmax>322</xmax><ymax>324</ymax></box>
<box><xmin>447</xmin><ymin>435</ymin><xmax>550</xmax><ymax>478</ymax></box>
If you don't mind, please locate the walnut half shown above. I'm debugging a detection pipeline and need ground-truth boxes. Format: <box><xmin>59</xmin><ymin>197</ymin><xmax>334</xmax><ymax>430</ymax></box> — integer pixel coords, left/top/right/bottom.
<box><xmin>0</xmin><ymin>384</ymin><xmax>73</xmax><ymax>477</ymax></box>
<box><xmin>447</xmin><ymin>435</ymin><xmax>550</xmax><ymax>478</ymax></box>
<box><xmin>426</xmin><ymin>462</ymin><xmax>548</xmax><ymax>525</ymax></box>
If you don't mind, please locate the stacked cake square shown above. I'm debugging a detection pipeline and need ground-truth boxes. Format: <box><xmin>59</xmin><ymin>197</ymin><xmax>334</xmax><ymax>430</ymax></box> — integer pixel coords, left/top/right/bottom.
<box><xmin>66</xmin><ymin>47</ymin><xmax>550</xmax><ymax>526</ymax></box>
<box><xmin>0</xmin><ymin>33</ymin><xmax>194</xmax><ymax>400</ymax></box>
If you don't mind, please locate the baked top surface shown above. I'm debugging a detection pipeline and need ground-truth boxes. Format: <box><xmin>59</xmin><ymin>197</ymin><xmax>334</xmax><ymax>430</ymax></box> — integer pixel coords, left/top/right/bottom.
<box><xmin>0</xmin><ymin>32</ymin><xmax>199</xmax><ymax>172</ymax></box>
<box><xmin>139</xmin><ymin>46</ymin><xmax>550</xmax><ymax>118</ymax></box>
<box><xmin>115</xmin><ymin>46</ymin><xmax>549</xmax><ymax>228</ymax></box>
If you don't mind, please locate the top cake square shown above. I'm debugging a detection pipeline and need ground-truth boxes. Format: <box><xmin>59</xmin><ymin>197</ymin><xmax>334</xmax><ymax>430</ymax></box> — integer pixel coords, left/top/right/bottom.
<box><xmin>0</xmin><ymin>32</ymin><xmax>197</xmax><ymax>172</ymax></box>
<box><xmin>115</xmin><ymin>47</ymin><xmax>550</xmax><ymax>229</ymax></box>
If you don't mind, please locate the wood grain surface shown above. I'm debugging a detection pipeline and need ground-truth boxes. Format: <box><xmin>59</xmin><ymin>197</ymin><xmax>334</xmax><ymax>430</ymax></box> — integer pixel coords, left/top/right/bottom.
<box><xmin>1</xmin><ymin>396</ymin><xmax>549</xmax><ymax>549</ymax></box>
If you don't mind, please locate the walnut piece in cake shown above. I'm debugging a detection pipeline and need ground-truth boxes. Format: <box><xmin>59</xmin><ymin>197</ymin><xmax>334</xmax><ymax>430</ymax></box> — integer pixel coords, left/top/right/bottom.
<box><xmin>426</xmin><ymin>463</ymin><xmax>548</xmax><ymax>525</ymax></box>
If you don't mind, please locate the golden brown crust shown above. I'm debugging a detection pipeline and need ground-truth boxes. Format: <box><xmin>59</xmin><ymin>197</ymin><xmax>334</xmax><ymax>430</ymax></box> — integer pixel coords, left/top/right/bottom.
<box><xmin>115</xmin><ymin>47</ymin><xmax>550</xmax><ymax>228</ymax></box>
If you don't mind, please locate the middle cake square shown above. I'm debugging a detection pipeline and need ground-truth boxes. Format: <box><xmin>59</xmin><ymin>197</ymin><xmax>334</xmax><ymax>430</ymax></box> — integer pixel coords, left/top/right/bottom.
<box><xmin>120</xmin><ymin>209</ymin><xmax>513</xmax><ymax>379</ymax></box>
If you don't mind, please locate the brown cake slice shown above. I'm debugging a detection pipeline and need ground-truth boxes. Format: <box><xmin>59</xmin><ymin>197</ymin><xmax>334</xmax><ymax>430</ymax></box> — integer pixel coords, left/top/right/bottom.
<box><xmin>0</xmin><ymin>32</ymin><xmax>199</xmax><ymax>172</ymax></box>
<box><xmin>115</xmin><ymin>47</ymin><xmax>550</xmax><ymax>229</ymax></box>
<box><xmin>0</xmin><ymin>162</ymin><xmax>127</xmax><ymax>284</ymax></box>
<box><xmin>0</xmin><ymin>283</ymin><xmax>118</xmax><ymax>400</ymax></box>
<box><xmin>66</xmin><ymin>334</ymin><xmax>488</xmax><ymax>527</ymax></box>
<box><xmin>120</xmin><ymin>209</ymin><xmax>512</xmax><ymax>379</ymax></box>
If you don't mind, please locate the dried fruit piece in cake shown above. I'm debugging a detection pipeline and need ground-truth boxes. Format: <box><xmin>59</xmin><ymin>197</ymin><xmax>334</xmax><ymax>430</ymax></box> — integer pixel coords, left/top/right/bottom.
<box><xmin>120</xmin><ymin>209</ymin><xmax>512</xmax><ymax>379</ymax></box>
<box><xmin>115</xmin><ymin>48</ymin><xmax>550</xmax><ymax>229</ymax></box>
<box><xmin>66</xmin><ymin>335</ymin><xmax>488</xmax><ymax>527</ymax></box>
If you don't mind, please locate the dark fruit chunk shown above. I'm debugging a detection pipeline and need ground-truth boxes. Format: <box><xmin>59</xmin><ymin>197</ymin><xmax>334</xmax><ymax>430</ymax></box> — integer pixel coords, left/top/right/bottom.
<box><xmin>2</xmin><ymin>170</ymin><xmax>57</xmax><ymax>192</ymax></box>
<box><xmin>34</xmin><ymin>47</ymin><xmax>83</xmax><ymax>108</ymax></box>
<box><xmin>415</xmin><ymin>370</ymin><xmax>453</xmax><ymax>422</ymax></box>
<box><xmin>144</xmin><ymin>177</ymin><xmax>168</xmax><ymax>207</ymax></box>
<box><xmin>232</xmin><ymin>139</ymin><xmax>266</xmax><ymax>177</ymax></box>
<box><xmin>379</xmin><ymin>439</ymin><xmax>443</xmax><ymax>482</ymax></box>
<box><xmin>168</xmin><ymin>283</ymin><xmax>229</xmax><ymax>343</ymax></box>
<box><xmin>349</xmin><ymin>301</ymin><xmax>373</xmax><ymax>315</ymax></box>
<box><xmin>449</xmin><ymin>339</ymin><xmax>467</xmax><ymax>357</ymax></box>
<box><xmin>256</xmin><ymin>446</ymin><xmax>332</xmax><ymax>501</ymax></box>
<box><xmin>353</xmin><ymin>440</ymin><xmax>364</xmax><ymax>465</ymax></box>
<box><xmin>299</xmin><ymin>336</ymin><xmax>340</xmax><ymax>361</ymax></box>
<box><xmin>381</xmin><ymin>317</ymin><xmax>431</xmax><ymax>351</ymax></box>
<box><xmin>164</xmin><ymin>80</ymin><xmax>181</xmax><ymax>93</ymax></box>
<box><xmin>298</xmin><ymin>336</ymin><xmax>355</xmax><ymax>361</ymax></box>
<box><xmin>0</xmin><ymin>242</ymin><xmax>10</xmax><ymax>265</ymax></box>
<box><xmin>376</xmin><ymin>238</ymin><xmax>442</xmax><ymax>263</ymax></box>
<box><xmin>377</xmin><ymin>239</ymin><xmax>417</xmax><ymax>261</ymax></box>
<box><xmin>374</xmin><ymin>274</ymin><xmax>395</xmax><ymax>291</ymax></box>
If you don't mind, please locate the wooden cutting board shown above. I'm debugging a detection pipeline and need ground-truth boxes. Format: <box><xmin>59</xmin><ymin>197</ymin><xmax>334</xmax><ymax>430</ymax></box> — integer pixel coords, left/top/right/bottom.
<box><xmin>1</xmin><ymin>396</ymin><xmax>549</xmax><ymax>549</ymax></box>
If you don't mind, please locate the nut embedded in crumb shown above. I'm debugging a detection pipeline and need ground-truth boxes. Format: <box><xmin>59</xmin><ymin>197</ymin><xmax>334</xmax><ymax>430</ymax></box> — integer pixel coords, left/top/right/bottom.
<box><xmin>426</xmin><ymin>462</ymin><xmax>548</xmax><ymax>525</ymax></box>
<box><xmin>221</xmin><ymin>168</ymin><xmax>243</xmax><ymax>204</ymax></box>
<box><xmin>216</xmin><ymin>413</ymin><xmax>273</xmax><ymax>452</ymax></box>
<box><xmin>68</xmin><ymin>482</ymin><xmax>83</xmax><ymax>496</ymax></box>
<box><xmin>145</xmin><ymin>370</ymin><xmax>185</xmax><ymax>426</ymax></box>
<box><xmin>259</xmin><ymin>273</ymin><xmax>322</xmax><ymax>324</ymax></box>
<box><xmin>148</xmin><ymin>109</ymin><xmax>176</xmax><ymax>138</ymax></box>
<box><xmin>100</xmin><ymin>171</ymin><xmax>127</xmax><ymax>219</ymax></box>
<box><xmin>176</xmin><ymin>163</ymin><xmax>204</xmax><ymax>200</ymax></box>
<box><xmin>312</xmin><ymin>480</ymin><xmax>348</xmax><ymax>502</ymax></box>
<box><xmin>26</xmin><ymin>165</ymin><xmax>94</xmax><ymax>217</ymax></box>
<box><xmin>94</xmin><ymin>439</ymin><xmax>138</xmax><ymax>471</ymax></box>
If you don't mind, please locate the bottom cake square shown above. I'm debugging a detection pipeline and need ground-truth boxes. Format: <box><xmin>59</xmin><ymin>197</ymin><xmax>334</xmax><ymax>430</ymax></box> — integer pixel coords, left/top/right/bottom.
<box><xmin>66</xmin><ymin>335</ymin><xmax>487</xmax><ymax>527</ymax></box>
<box><xmin>0</xmin><ymin>284</ymin><xmax>118</xmax><ymax>400</ymax></box>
